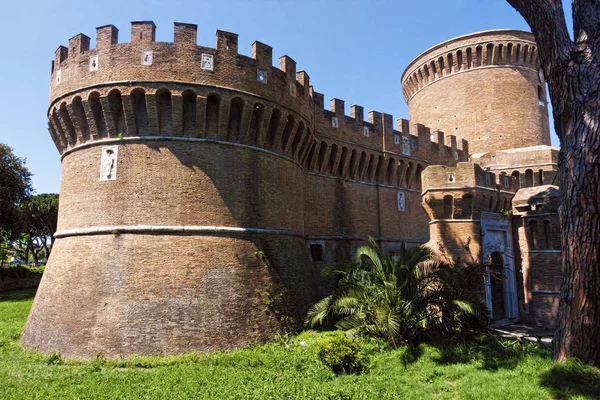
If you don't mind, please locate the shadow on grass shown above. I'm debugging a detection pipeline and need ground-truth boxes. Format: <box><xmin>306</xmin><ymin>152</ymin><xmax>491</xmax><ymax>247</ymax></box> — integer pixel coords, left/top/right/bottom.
<box><xmin>540</xmin><ymin>358</ymin><xmax>600</xmax><ymax>399</ymax></box>
<box><xmin>0</xmin><ymin>288</ymin><xmax>37</xmax><ymax>302</ymax></box>
<box><xmin>400</xmin><ymin>344</ymin><xmax>423</xmax><ymax>369</ymax></box>
<box><xmin>429</xmin><ymin>336</ymin><xmax>551</xmax><ymax>371</ymax></box>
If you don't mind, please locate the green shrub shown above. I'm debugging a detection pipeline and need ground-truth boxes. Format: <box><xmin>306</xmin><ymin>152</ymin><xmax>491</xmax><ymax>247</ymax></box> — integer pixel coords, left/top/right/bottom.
<box><xmin>0</xmin><ymin>264</ymin><xmax>44</xmax><ymax>279</ymax></box>
<box><xmin>305</xmin><ymin>237</ymin><xmax>488</xmax><ymax>347</ymax></box>
<box><xmin>316</xmin><ymin>332</ymin><xmax>369</xmax><ymax>374</ymax></box>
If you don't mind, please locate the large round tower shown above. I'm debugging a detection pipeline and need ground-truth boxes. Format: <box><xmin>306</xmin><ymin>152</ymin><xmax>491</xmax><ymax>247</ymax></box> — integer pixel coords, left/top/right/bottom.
<box><xmin>401</xmin><ymin>30</ymin><xmax>551</xmax><ymax>154</ymax></box>
<box><xmin>22</xmin><ymin>22</ymin><xmax>317</xmax><ymax>359</ymax></box>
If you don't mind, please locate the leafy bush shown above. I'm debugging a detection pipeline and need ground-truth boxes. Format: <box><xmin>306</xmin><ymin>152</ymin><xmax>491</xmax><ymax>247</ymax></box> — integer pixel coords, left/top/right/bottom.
<box><xmin>0</xmin><ymin>264</ymin><xmax>44</xmax><ymax>279</ymax></box>
<box><xmin>316</xmin><ymin>332</ymin><xmax>369</xmax><ymax>374</ymax></box>
<box><xmin>305</xmin><ymin>237</ymin><xmax>488</xmax><ymax>347</ymax></box>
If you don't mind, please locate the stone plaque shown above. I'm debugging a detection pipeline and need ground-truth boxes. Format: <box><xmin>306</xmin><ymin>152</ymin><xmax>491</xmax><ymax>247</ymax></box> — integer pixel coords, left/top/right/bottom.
<box><xmin>201</xmin><ymin>53</ymin><xmax>214</xmax><ymax>71</ymax></box>
<box><xmin>397</xmin><ymin>191</ymin><xmax>406</xmax><ymax>212</ymax></box>
<box><xmin>402</xmin><ymin>136</ymin><xmax>411</xmax><ymax>156</ymax></box>
<box><xmin>257</xmin><ymin>69</ymin><xmax>268</xmax><ymax>84</ymax></box>
<box><xmin>141</xmin><ymin>50</ymin><xmax>153</xmax><ymax>66</ymax></box>
<box><xmin>100</xmin><ymin>145</ymin><xmax>118</xmax><ymax>181</ymax></box>
<box><xmin>89</xmin><ymin>55</ymin><xmax>98</xmax><ymax>71</ymax></box>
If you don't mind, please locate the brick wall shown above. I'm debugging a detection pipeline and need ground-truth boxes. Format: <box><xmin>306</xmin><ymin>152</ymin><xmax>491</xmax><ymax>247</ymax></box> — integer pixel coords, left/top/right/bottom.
<box><xmin>57</xmin><ymin>142</ymin><xmax>305</xmax><ymax>232</ymax></box>
<box><xmin>22</xmin><ymin>234</ymin><xmax>315</xmax><ymax>359</ymax></box>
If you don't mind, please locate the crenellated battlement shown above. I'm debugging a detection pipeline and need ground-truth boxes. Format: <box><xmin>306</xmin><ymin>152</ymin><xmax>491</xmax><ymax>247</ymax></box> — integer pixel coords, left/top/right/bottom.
<box><xmin>296</xmin><ymin>89</ymin><xmax>469</xmax><ymax>191</ymax></box>
<box><xmin>401</xmin><ymin>30</ymin><xmax>541</xmax><ymax>102</ymax></box>
<box><xmin>50</xmin><ymin>22</ymin><xmax>312</xmax><ymax>120</ymax></box>
<box><xmin>307</xmin><ymin>90</ymin><xmax>468</xmax><ymax>163</ymax></box>
<box><xmin>48</xmin><ymin>20</ymin><xmax>471</xmax><ymax>176</ymax></box>
<box><xmin>48</xmin><ymin>22</ymin><xmax>320</xmax><ymax>164</ymax></box>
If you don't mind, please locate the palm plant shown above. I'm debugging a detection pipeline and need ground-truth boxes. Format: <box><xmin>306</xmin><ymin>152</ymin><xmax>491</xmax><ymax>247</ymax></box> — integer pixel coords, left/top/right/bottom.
<box><xmin>305</xmin><ymin>237</ymin><xmax>488</xmax><ymax>346</ymax></box>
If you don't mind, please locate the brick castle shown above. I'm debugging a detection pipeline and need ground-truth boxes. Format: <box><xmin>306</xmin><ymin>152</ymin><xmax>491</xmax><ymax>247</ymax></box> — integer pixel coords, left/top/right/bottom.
<box><xmin>21</xmin><ymin>22</ymin><xmax>561</xmax><ymax>359</ymax></box>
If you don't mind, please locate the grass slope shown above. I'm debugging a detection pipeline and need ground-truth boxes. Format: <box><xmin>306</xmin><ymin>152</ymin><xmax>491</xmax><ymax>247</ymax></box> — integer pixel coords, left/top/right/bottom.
<box><xmin>0</xmin><ymin>289</ymin><xmax>598</xmax><ymax>399</ymax></box>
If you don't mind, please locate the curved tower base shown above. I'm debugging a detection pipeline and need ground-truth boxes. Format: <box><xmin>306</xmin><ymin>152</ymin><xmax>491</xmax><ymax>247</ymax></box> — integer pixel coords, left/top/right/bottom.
<box><xmin>22</xmin><ymin>233</ymin><xmax>313</xmax><ymax>359</ymax></box>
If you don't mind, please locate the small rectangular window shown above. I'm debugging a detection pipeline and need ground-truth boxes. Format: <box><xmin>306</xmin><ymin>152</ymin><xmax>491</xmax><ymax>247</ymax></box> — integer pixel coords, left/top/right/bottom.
<box><xmin>310</xmin><ymin>244</ymin><xmax>323</xmax><ymax>262</ymax></box>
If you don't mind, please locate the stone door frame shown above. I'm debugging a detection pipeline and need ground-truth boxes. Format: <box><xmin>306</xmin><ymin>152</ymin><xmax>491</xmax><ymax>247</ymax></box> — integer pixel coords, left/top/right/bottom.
<box><xmin>481</xmin><ymin>211</ymin><xmax>519</xmax><ymax>320</ymax></box>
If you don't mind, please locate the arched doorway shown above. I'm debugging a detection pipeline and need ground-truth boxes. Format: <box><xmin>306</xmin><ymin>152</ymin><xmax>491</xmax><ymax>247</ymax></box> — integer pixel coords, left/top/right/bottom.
<box><xmin>489</xmin><ymin>252</ymin><xmax>506</xmax><ymax>320</ymax></box>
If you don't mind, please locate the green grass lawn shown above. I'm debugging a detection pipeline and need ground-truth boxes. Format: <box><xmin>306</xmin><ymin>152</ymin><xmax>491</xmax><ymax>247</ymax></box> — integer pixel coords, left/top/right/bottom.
<box><xmin>1</xmin><ymin>289</ymin><xmax>598</xmax><ymax>400</ymax></box>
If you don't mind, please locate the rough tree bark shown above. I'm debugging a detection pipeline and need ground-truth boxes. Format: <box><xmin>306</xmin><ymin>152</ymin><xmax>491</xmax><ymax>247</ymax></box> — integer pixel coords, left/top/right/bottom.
<box><xmin>506</xmin><ymin>0</ymin><xmax>600</xmax><ymax>367</ymax></box>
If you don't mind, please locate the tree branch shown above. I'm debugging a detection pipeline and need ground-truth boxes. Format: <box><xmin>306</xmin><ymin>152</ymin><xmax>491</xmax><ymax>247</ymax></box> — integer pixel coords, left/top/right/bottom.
<box><xmin>506</xmin><ymin>0</ymin><xmax>575</xmax><ymax>142</ymax></box>
<box><xmin>506</xmin><ymin>0</ymin><xmax>573</xmax><ymax>75</ymax></box>
<box><xmin>573</xmin><ymin>0</ymin><xmax>600</xmax><ymax>64</ymax></box>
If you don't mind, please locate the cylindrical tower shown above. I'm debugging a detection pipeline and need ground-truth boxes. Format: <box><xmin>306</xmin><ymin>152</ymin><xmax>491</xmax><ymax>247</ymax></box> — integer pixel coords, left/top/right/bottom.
<box><xmin>22</xmin><ymin>22</ymin><xmax>317</xmax><ymax>359</ymax></box>
<box><xmin>401</xmin><ymin>30</ymin><xmax>550</xmax><ymax>154</ymax></box>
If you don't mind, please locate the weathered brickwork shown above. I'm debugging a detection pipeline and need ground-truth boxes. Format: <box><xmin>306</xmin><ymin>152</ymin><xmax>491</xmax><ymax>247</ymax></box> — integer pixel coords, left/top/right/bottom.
<box><xmin>512</xmin><ymin>186</ymin><xmax>561</xmax><ymax>326</ymax></box>
<box><xmin>422</xmin><ymin>163</ymin><xmax>518</xmax><ymax>262</ymax></box>
<box><xmin>475</xmin><ymin>145</ymin><xmax>559</xmax><ymax>188</ymax></box>
<box><xmin>22</xmin><ymin>234</ymin><xmax>315</xmax><ymax>359</ymax></box>
<box><xmin>56</xmin><ymin>142</ymin><xmax>305</xmax><ymax>232</ymax></box>
<box><xmin>23</xmin><ymin>23</ymin><xmax>562</xmax><ymax>358</ymax></box>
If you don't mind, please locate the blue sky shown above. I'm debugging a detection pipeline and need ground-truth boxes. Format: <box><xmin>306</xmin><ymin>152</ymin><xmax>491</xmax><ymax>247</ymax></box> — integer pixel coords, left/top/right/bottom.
<box><xmin>0</xmin><ymin>0</ymin><xmax>571</xmax><ymax>194</ymax></box>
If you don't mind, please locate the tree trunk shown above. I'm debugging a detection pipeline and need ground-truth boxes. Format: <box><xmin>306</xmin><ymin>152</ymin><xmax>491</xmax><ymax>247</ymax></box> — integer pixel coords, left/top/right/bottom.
<box><xmin>40</xmin><ymin>235</ymin><xmax>49</xmax><ymax>261</ymax></box>
<box><xmin>24</xmin><ymin>239</ymin><xmax>31</xmax><ymax>265</ymax></box>
<box><xmin>506</xmin><ymin>0</ymin><xmax>600</xmax><ymax>367</ymax></box>
<box><xmin>29</xmin><ymin>238</ymin><xmax>38</xmax><ymax>266</ymax></box>
<box><xmin>556</xmin><ymin>88</ymin><xmax>600</xmax><ymax>366</ymax></box>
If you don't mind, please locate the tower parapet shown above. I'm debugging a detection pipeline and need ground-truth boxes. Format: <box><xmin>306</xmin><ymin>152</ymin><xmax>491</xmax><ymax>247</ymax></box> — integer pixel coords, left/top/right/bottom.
<box><xmin>48</xmin><ymin>22</ymin><xmax>312</xmax><ymax>165</ymax></box>
<box><xmin>302</xmin><ymin>90</ymin><xmax>469</xmax><ymax>191</ymax></box>
<box><xmin>401</xmin><ymin>30</ymin><xmax>551</xmax><ymax>154</ymax></box>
